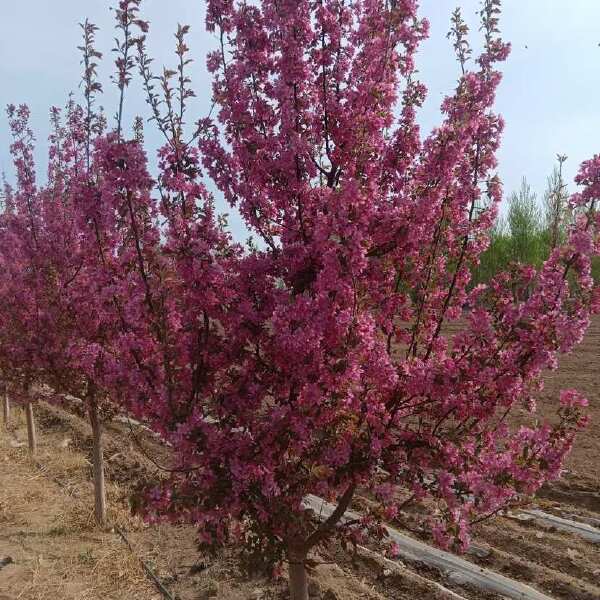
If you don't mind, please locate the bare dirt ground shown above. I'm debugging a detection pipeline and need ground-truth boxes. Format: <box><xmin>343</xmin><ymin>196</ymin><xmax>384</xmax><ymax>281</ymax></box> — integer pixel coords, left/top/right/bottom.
<box><xmin>0</xmin><ymin>411</ymin><xmax>157</xmax><ymax>600</ymax></box>
<box><xmin>537</xmin><ymin>314</ymin><xmax>600</xmax><ymax>505</ymax></box>
<box><xmin>1</xmin><ymin>316</ymin><xmax>599</xmax><ymax>599</ymax></box>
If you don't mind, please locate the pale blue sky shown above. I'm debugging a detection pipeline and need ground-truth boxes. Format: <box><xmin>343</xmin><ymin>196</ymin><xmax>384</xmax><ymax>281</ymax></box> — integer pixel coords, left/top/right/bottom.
<box><xmin>1</xmin><ymin>1</ymin><xmax>599</xmax><ymax>239</ymax></box>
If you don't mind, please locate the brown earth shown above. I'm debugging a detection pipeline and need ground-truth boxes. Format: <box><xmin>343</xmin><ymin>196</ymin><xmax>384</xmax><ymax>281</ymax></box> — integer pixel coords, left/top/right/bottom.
<box><xmin>0</xmin><ymin>412</ymin><xmax>157</xmax><ymax>600</ymax></box>
<box><xmin>538</xmin><ymin>313</ymin><xmax>600</xmax><ymax>500</ymax></box>
<box><xmin>1</xmin><ymin>316</ymin><xmax>599</xmax><ymax>599</ymax></box>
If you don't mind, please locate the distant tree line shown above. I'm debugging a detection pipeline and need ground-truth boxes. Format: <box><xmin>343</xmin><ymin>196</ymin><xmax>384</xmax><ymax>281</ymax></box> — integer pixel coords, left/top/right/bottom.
<box><xmin>474</xmin><ymin>155</ymin><xmax>600</xmax><ymax>285</ymax></box>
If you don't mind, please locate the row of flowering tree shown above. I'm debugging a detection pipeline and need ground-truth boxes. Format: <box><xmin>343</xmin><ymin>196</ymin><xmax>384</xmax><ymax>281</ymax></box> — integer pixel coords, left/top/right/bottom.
<box><xmin>1</xmin><ymin>1</ymin><xmax>600</xmax><ymax>599</ymax></box>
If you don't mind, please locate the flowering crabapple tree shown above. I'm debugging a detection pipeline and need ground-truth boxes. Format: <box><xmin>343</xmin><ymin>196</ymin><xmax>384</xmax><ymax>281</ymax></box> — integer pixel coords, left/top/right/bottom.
<box><xmin>63</xmin><ymin>2</ymin><xmax>238</xmax><ymax>527</ymax></box>
<box><xmin>0</xmin><ymin>96</ymin><xmax>113</xmax><ymax>516</ymax></box>
<box><xmin>0</xmin><ymin>7</ymin><xmax>143</xmax><ymax>525</ymax></box>
<box><xmin>0</xmin><ymin>102</ymin><xmax>100</xmax><ymax>441</ymax></box>
<box><xmin>0</xmin><ymin>103</ymin><xmax>50</xmax><ymax>454</ymax></box>
<box><xmin>128</xmin><ymin>1</ymin><xmax>599</xmax><ymax>598</ymax></box>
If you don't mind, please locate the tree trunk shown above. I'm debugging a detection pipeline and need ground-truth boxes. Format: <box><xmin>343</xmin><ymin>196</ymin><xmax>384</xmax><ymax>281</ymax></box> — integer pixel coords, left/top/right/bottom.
<box><xmin>288</xmin><ymin>548</ymin><xmax>309</xmax><ymax>600</ymax></box>
<box><xmin>25</xmin><ymin>400</ymin><xmax>37</xmax><ymax>453</ymax></box>
<box><xmin>88</xmin><ymin>396</ymin><xmax>107</xmax><ymax>527</ymax></box>
<box><xmin>2</xmin><ymin>392</ymin><xmax>9</xmax><ymax>428</ymax></box>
